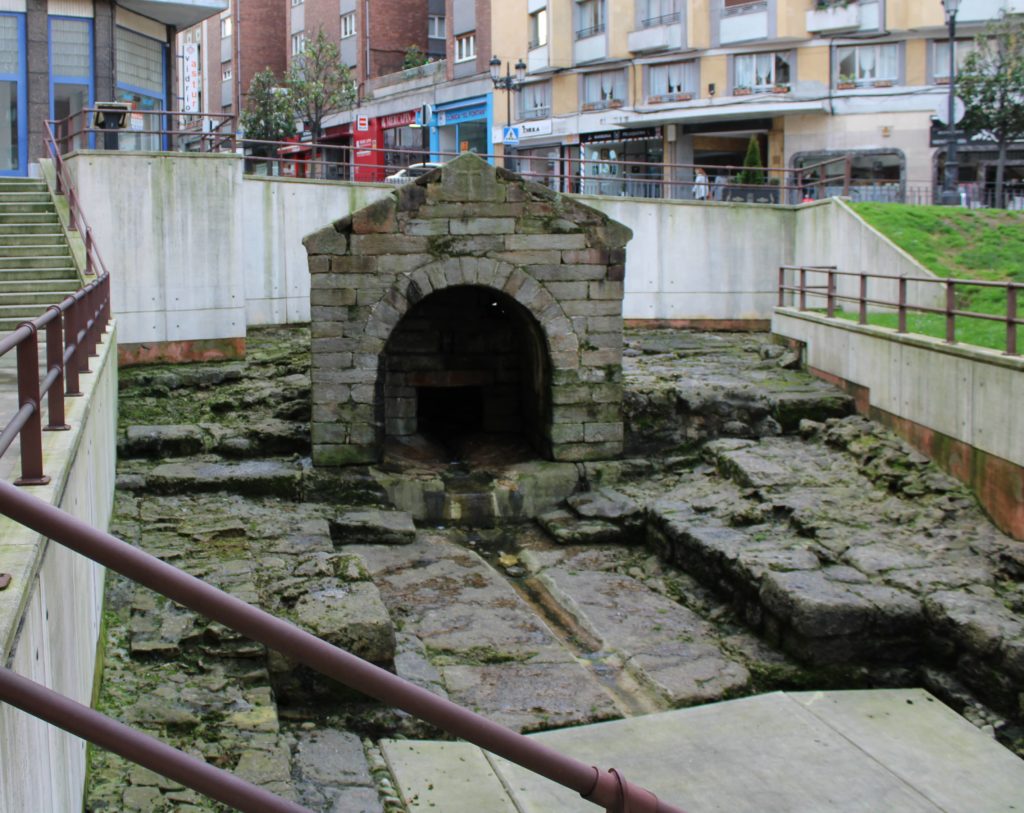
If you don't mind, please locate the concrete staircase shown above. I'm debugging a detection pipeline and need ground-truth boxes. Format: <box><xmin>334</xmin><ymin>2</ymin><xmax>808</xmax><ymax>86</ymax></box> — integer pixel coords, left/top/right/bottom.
<box><xmin>0</xmin><ymin>178</ymin><xmax>80</xmax><ymax>334</ymax></box>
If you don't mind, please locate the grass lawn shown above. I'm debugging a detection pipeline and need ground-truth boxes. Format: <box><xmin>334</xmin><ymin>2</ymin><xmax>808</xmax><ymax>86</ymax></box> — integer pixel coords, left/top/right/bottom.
<box><xmin>840</xmin><ymin>203</ymin><xmax>1024</xmax><ymax>352</ymax></box>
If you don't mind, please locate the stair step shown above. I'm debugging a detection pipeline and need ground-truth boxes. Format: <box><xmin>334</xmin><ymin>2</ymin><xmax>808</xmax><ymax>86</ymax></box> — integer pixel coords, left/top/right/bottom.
<box><xmin>0</xmin><ymin>223</ymin><xmax>64</xmax><ymax>235</ymax></box>
<box><xmin>0</xmin><ymin>202</ymin><xmax>56</xmax><ymax>214</ymax></box>
<box><xmin>0</xmin><ymin>267</ymin><xmax>79</xmax><ymax>280</ymax></box>
<box><xmin>0</xmin><ymin>290</ymin><xmax>78</xmax><ymax>305</ymax></box>
<box><xmin>0</xmin><ymin>279</ymin><xmax>80</xmax><ymax>293</ymax></box>
<box><xmin>0</xmin><ymin>213</ymin><xmax>61</xmax><ymax>225</ymax></box>
<box><xmin>0</xmin><ymin>256</ymin><xmax>74</xmax><ymax>270</ymax></box>
<box><xmin>0</xmin><ymin>193</ymin><xmax>53</xmax><ymax>204</ymax></box>
<box><xmin>0</xmin><ymin>302</ymin><xmax>64</xmax><ymax>318</ymax></box>
<box><xmin>0</xmin><ymin>244</ymin><xmax>70</xmax><ymax>258</ymax></box>
<box><xmin>0</xmin><ymin>234</ymin><xmax>66</xmax><ymax>246</ymax></box>
<box><xmin>0</xmin><ymin>179</ymin><xmax>47</xmax><ymax>191</ymax></box>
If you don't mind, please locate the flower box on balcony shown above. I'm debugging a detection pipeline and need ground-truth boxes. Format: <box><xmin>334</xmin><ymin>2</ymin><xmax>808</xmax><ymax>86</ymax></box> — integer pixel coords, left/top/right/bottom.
<box><xmin>734</xmin><ymin>87</ymin><xmax>753</xmax><ymax>96</ymax></box>
<box><xmin>872</xmin><ymin>79</ymin><xmax>893</xmax><ymax>88</ymax></box>
<box><xmin>806</xmin><ymin>2</ymin><xmax>861</xmax><ymax>34</ymax></box>
<box><xmin>608</xmin><ymin>99</ymin><xmax>624</xmax><ymax>108</ymax></box>
<box><xmin>836</xmin><ymin>80</ymin><xmax>856</xmax><ymax>90</ymax></box>
<box><xmin>649</xmin><ymin>92</ymin><xmax>693</xmax><ymax>104</ymax></box>
<box><xmin>771</xmin><ymin>85</ymin><xmax>790</xmax><ymax>94</ymax></box>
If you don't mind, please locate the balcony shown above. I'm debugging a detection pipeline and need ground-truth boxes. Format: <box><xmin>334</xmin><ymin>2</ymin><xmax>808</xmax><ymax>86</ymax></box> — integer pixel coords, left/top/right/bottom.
<box><xmin>119</xmin><ymin>0</ymin><xmax>228</xmax><ymax>28</ymax></box>
<box><xmin>574</xmin><ymin>27</ymin><xmax>607</xmax><ymax>64</ymax></box>
<box><xmin>527</xmin><ymin>44</ymin><xmax>550</xmax><ymax>73</ymax></box>
<box><xmin>956</xmin><ymin>0</ymin><xmax>1024</xmax><ymax>22</ymax></box>
<box><xmin>628</xmin><ymin>17</ymin><xmax>683</xmax><ymax>53</ymax></box>
<box><xmin>806</xmin><ymin>2</ymin><xmax>861</xmax><ymax>34</ymax></box>
<box><xmin>720</xmin><ymin>1</ymin><xmax>768</xmax><ymax>45</ymax></box>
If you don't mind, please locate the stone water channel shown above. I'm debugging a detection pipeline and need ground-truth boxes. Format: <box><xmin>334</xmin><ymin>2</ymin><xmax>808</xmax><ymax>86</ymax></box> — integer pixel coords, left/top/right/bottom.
<box><xmin>85</xmin><ymin>326</ymin><xmax>1024</xmax><ymax>812</ymax></box>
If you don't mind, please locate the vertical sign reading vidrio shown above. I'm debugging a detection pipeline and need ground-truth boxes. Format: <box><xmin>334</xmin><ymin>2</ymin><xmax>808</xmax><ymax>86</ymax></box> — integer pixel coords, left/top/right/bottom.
<box><xmin>182</xmin><ymin>43</ymin><xmax>200</xmax><ymax>114</ymax></box>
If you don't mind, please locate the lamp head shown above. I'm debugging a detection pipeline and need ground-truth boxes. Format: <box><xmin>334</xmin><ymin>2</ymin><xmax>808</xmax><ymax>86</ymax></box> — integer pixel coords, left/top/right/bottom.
<box><xmin>942</xmin><ymin>0</ymin><xmax>960</xmax><ymax>19</ymax></box>
<box><xmin>489</xmin><ymin>55</ymin><xmax>502</xmax><ymax>84</ymax></box>
<box><xmin>515</xmin><ymin>58</ymin><xmax>527</xmax><ymax>84</ymax></box>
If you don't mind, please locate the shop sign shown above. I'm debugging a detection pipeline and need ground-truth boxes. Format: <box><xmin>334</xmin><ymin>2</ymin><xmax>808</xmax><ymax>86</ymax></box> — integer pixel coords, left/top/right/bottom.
<box><xmin>520</xmin><ymin>119</ymin><xmax>553</xmax><ymax>138</ymax></box>
<box><xmin>356</xmin><ymin>115</ymin><xmax>369</xmax><ymax>131</ymax></box>
<box><xmin>582</xmin><ymin>127</ymin><xmax>660</xmax><ymax>144</ymax></box>
<box><xmin>355</xmin><ymin>136</ymin><xmax>375</xmax><ymax>157</ymax></box>
<box><xmin>181</xmin><ymin>43</ymin><xmax>200</xmax><ymax>114</ymax></box>
<box><xmin>437</xmin><ymin>104</ymin><xmax>487</xmax><ymax>126</ymax></box>
<box><xmin>382</xmin><ymin>110</ymin><xmax>418</xmax><ymax>129</ymax></box>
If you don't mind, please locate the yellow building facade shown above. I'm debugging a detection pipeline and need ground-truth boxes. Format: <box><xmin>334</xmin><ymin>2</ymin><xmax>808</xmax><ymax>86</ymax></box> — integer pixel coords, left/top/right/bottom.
<box><xmin>484</xmin><ymin>0</ymin><xmax>1024</xmax><ymax>203</ymax></box>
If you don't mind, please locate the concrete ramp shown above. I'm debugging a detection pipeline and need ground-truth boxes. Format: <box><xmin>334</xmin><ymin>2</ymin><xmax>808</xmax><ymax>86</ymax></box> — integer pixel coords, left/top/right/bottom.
<box><xmin>381</xmin><ymin>689</ymin><xmax>1024</xmax><ymax>812</ymax></box>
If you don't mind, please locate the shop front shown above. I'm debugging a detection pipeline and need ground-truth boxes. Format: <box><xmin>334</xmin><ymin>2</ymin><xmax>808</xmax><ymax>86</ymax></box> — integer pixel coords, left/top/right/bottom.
<box><xmin>431</xmin><ymin>96</ymin><xmax>492</xmax><ymax>159</ymax></box>
<box><xmin>381</xmin><ymin>109</ymin><xmax>429</xmax><ymax>173</ymax></box>
<box><xmin>579</xmin><ymin>127</ymin><xmax>663</xmax><ymax>198</ymax></box>
<box><xmin>507</xmin><ymin>118</ymin><xmax>576</xmax><ymax>191</ymax></box>
<box><xmin>0</xmin><ymin>11</ymin><xmax>27</xmax><ymax>176</ymax></box>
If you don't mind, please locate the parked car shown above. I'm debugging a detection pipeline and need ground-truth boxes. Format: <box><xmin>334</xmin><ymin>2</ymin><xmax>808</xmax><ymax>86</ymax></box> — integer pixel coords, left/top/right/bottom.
<box><xmin>384</xmin><ymin>162</ymin><xmax>442</xmax><ymax>185</ymax></box>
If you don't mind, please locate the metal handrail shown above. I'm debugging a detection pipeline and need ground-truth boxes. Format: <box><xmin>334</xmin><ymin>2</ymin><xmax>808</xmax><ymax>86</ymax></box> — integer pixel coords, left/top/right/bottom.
<box><xmin>0</xmin><ymin>274</ymin><xmax>110</xmax><ymax>485</ymax></box>
<box><xmin>778</xmin><ymin>265</ymin><xmax>1022</xmax><ymax>356</ymax></box>
<box><xmin>0</xmin><ymin>478</ymin><xmax>685</xmax><ymax>813</ymax></box>
<box><xmin>43</xmin><ymin>118</ymin><xmax>108</xmax><ymax>277</ymax></box>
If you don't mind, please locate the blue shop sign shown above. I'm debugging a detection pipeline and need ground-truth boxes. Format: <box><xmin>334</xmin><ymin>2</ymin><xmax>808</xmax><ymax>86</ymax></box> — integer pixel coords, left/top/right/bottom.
<box><xmin>437</xmin><ymin>104</ymin><xmax>487</xmax><ymax>126</ymax></box>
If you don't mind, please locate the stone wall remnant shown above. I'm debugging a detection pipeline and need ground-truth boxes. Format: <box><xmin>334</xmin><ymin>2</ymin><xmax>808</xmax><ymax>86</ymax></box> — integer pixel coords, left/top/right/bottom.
<box><xmin>304</xmin><ymin>153</ymin><xmax>632</xmax><ymax>466</ymax></box>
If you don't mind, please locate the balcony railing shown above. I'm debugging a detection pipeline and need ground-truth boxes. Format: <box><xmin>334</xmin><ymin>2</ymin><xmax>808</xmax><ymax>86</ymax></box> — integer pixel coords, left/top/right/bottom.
<box><xmin>642</xmin><ymin>13</ymin><xmax>678</xmax><ymax>27</ymax></box>
<box><xmin>576</xmin><ymin>23</ymin><xmax>606</xmax><ymax>39</ymax></box>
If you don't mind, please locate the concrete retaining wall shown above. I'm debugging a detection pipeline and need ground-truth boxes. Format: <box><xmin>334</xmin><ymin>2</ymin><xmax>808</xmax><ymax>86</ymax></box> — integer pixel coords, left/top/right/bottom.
<box><xmin>773</xmin><ymin>310</ymin><xmax>1024</xmax><ymax>539</ymax></box>
<box><xmin>66</xmin><ymin>152</ymin><xmax>939</xmax><ymax>352</ymax></box>
<box><xmin>0</xmin><ymin>323</ymin><xmax>118</xmax><ymax>812</ymax></box>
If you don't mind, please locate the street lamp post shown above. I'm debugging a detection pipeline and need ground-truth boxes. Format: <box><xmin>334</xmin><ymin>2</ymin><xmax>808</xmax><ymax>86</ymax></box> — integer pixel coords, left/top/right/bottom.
<box><xmin>489</xmin><ymin>56</ymin><xmax>527</xmax><ymax>167</ymax></box>
<box><xmin>941</xmin><ymin>0</ymin><xmax>961</xmax><ymax>206</ymax></box>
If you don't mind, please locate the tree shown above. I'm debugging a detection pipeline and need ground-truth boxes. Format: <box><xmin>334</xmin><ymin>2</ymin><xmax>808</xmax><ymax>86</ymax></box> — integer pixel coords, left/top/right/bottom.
<box><xmin>735</xmin><ymin>136</ymin><xmax>766</xmax><ymax>186</ymax></box>
<box><xmin>403</xmin><ymin>45</ymin><xmax>429</xmax><ymax>71</ymax></box>
<box><xmin>286</xmin><ymin>27</ymin><xmax>358</xmax><ymax>174</ymax></box>
<box><xmin>239</xmin><ymin>68</ymin><xmax>296</xmax><ymax>145</ymax></box>
<box><xmin>956</xmin><ymin>12</ymin><xmax>1024</xmax><ymax>209</ymax></box>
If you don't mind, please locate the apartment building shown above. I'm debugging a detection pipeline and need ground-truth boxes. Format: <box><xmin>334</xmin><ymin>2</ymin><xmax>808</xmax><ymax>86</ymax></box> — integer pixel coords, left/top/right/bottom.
<box><xmin>1</xmin><ymin>0</ymin><xmax>224</xmax><ymax>177</ymax></box>
<box><xmin>484</xmin><ymin>0</ymin><xmax>1024</xmax><ymax>201</ymax></box>
<box><xmin>175</xmin><ymin>0</ymin><xmax>285</xmax><ymax>119</ymax></box>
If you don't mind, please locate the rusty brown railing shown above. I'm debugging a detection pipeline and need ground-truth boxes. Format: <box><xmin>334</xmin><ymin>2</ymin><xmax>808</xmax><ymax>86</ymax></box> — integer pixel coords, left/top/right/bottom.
<box><xmin>0</xmin><ymin>476</ymin><xmax>685</xmax><ymax>812</ymax></box>
<box><xmin>778</xmin><ymin>265</ymin><xmax>1023</xmax><ymax>356</ymax></box>
<box><xmin>43</xmin><ymin>118</ymin><xmax>109</xmax><ymax>279</ymax></box>
<box><xmin>0</xmin><ymin>273</ymin><xmax>110</xmax><ymax>485</ymax></box>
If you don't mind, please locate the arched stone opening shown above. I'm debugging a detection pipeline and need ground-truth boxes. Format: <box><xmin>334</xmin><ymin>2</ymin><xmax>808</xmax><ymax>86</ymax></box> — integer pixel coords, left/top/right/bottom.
<box><xmin>381</xmin><ymin>285</ymin><xmax>551</xmax><ymax>461</ymax></box>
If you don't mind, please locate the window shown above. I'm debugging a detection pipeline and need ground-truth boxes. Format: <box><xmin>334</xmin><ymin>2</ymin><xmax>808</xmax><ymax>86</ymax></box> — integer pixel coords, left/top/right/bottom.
<box><xmin>734</xmin><ymin>51</ymin><xmax>790</xmax><ymax>91</ymax></box>
<box><xmin>428</xmin><ymin>15</ymin><xmax>445</xmax><ymax>39</ymax></box>
<box><xmin>837</xmin><ymin>43</ymin><xmax>899</xmax><ymax>86</ymax></box>
<box><xmin>933</xmin><ymin>40</ymin><xmax>976</xmax><ymax>83</ymax></box>
<box><xmin>220</xmin><ymin>15</ymin><xmax>232</xmax><ymax>38</ymax></box>
<box><xmin>576</xmin><ymin>0</ymin><xmax>605</xmax><ymax>39</ymax></box>
<box><xmin>519</xmin><ymin>81</ymin><xmax>551</xmax><ymax>119</ymax></box>
<box><xmin>529</xmin><ymin>9</ymin><xmax>548</xmax><ymax>49</ymax></box>
<box><xmin>640</xmin><ymin>0</ymin><xmax>677</xmax><ymax>27</ymax></box>
<box><xmin>291</xmin><ymin>0</ymin><xmax>302</xmax><ymax>5</ymax></box>
<box><xmin>291</xmin><ymin>31</ymin><xmax>306</xmax><ymax>56</ymax></box>
<box><xmin>222</xmin><ymin>66</ymin><xmax>232</xmax><ymax>81</ymax></box>
<box><xmin>184</xmin><ymin>31</ymin><xmax>192</xmax><ymax>44</ymax></box>
<box><xmin>648</xmin><ymin>61</ymin><xmax>696</xmax><ymax>101</ymax></box>
<box><xmin>724</xmin><ymin>0</ymin><xmax>764</xmax><ymax>8</ymax></box>
<box><xmin>455</xmin><ymin>32</ymin><xmax>475</xmax><ymax>62</ymax></box>
<box><xmin>193</xmin><ymin>29</ymin><xmax>200</xmax><ymax>44</ymax></box>
<box><xmin>582</xmin><ymin>69</ymin><xmax>626</xmax><ymax>109</ymax></box>
<box><xmin>341</xmin><ymin>12</ymin><xmax>356</xmax><ymax>39</ymax></box>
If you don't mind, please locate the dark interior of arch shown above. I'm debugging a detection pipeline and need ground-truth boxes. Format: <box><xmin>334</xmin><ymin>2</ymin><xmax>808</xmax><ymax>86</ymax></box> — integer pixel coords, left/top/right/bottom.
<box><xmin>380</xmin><ymin>285</ymin><xmax>551</xmax><ymax>461</ymax></box>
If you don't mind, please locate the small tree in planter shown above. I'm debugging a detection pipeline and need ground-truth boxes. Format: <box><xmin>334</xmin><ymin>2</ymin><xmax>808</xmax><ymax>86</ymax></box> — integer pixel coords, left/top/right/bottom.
<box><xmin>736</xmin><ymin>136</ymin><xmax>766</xmax><ymax>184</ymax></box>
<box><xmin>239</xmin><ymin>68</ymin><xmax>296</xmax><ymax>174</ymax></box>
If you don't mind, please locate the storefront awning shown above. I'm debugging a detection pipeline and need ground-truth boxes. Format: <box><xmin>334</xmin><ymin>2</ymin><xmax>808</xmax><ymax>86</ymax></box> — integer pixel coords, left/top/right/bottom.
<box><xmin>118</xmin><ymin>0</ymin><xmax>228</xmax><ymax>29</ymax></box>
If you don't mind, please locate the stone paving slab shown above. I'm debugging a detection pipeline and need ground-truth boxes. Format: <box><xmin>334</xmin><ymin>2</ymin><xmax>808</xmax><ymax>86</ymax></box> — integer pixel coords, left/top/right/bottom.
<box><xmin>381</xmin><ymin>740</ymin><xmax>517</xmax><ymax>812</ymax></box>
<box><xmin>383</xmin><ymin>690</ymin><xmax>1024</xmax><ymax>813</ymax></box>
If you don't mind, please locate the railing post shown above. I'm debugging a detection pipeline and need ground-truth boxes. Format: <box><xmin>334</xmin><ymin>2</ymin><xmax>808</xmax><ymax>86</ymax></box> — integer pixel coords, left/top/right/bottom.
<box><xmin>778</xmin><ymin>267</ymin><xmax>785</xmax><ymax>307</ymax></box>
<box><xmin>1006</xmin><ymin>284</ymin><xmax>1018</xmax><ymax>356</ymax></box>
<box><xmin>827</xmin><ymin>270</ymin><xmax>836</xmax><ymax>317</ymax></box>
<box><xmin>44</xmin><ymin>307</ymin><xmax>70</xmax><ymax>431</ymax></box>
<box><xmin>898</xmin><ymin>277</ymin><xmax>907</xmax><ymax>333</ymax></box>
<box><xmin>799</xmin><ymin>267</ymin><xmax>807</xmax><ymax>311</ymax></box>
<box><xmin>946</xmin><ymin>280</ymin><xmax>956</xmax><ymax>344</ymax></box>
<box><xmin>85</xmin><ymin>228</ymin><xmax>93</xmax><ymax>276</ymax></box>
<box><xmin>859</xmin><ymin>273</ymin><xmax>868</xmax><ymax>325</ymax></box>
<box><xmin>844</xmin><ymin>154</ymin><xmax>853</xmax><ymax>197</ymax></box>
<box><xmin>15</xmin><ymin>324</ymin><xmax>50</xmax><ymax>486</ymax></box>
<box><xmin>65</xmin><ymin>293</ymin><xmax>85</xmax><ymax>392</ymax></box>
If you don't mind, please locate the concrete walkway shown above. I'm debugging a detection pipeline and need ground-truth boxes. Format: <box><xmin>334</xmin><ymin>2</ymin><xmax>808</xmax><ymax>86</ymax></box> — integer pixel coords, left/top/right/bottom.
<box><xmin>382</xmin><ymin>689</ymin><xmax>1024</xmax><ymax>813</ymax></box>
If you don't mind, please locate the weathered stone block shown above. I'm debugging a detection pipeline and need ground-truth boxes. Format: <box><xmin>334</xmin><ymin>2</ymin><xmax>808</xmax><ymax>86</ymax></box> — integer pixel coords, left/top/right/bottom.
<box><xmin>295</xmin><ymin>582</ymin><xmax>395</xmax><ymax>662</ymax></box>
<box><xmin>350</xmin><ymin>234</ymin><xmax>430</xmax><ymax>255</ymax></box>
<box><xmin>330</xmin><ymin>509</ymin><xmax>417</xmax><ymax>546</ymax></box>
<box><xmin>303</xmin><ymin>226</ymin><xmax>349</xmax><ymax>256</ymax></box>
<box><xmin>351</xmin><ymin>198</ymin><xmax>398</xmax><ymax>234</ymax></box>
<box><xmin>583</xmin><ymin>348</ymin><xmax>623</xmax><ymax>366</ymax></box>
<box><xmin>545</xmin><ymin>281</ymin><xmax>590</xmax><ymax>300</ymax></box>
<box><xmin>310</xmin><ymin>288</ymin><xmax>357</xmax><ymax>307</ymax></box>
<box><xmin>553</xmin><ymin>441</ymin><xmax>624</xmax><ymax>461</ymax></box>
<box><xmin>584</xmin><ymin>422</ymin><xmax>624</xmax><ymax>443</ymax></box>
<box><xmin>550</xmin><ymin>423</ymin><xmax>585</xmax><ymax>444</ymax></box>
<box><xmin>313</xmin><ymin>443</ymin><xmax>379</xmax><ymax>466</ymax></box>
<box><xmin>506</xmin><ymin>233</ymin><xmax>587</xmax><ymax>251</ymax></box>
<box><xmin>590</xmin><ymin>281</ymin><xmax>624</xmax><ymax>300</ymax></box>
<box><xmin>406</xmin><ymin>218</ymin><xmax>450</xmax><ymax>236</ymax></box>
<box><xmin>450</xmin><ymin>217</ymin><xmax>516</xmax><ymax>235</ymax></box>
